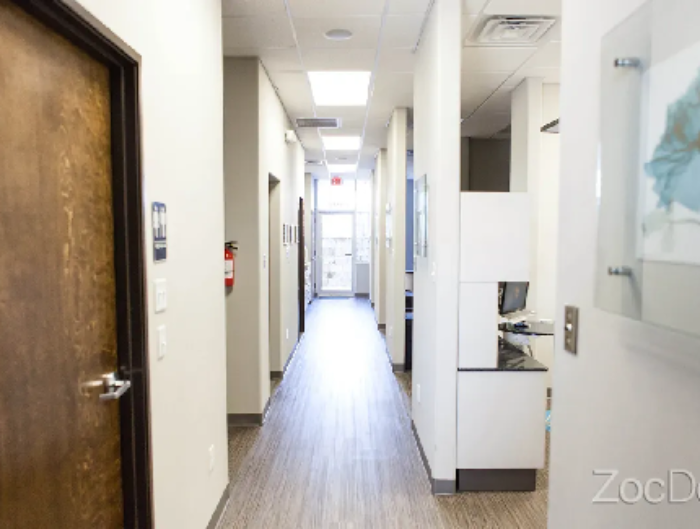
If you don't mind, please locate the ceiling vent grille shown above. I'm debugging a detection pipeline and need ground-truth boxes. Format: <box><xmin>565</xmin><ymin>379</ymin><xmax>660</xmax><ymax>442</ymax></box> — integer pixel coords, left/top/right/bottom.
<box><xmin>296</xmin><ymin>117</ymin><xmax>342</xmax><ymax>129</ymax></box>
<box><xmin>474</xmin><ymin>17</ymin><xmax>556</xmax><ymax>45</ymax></box>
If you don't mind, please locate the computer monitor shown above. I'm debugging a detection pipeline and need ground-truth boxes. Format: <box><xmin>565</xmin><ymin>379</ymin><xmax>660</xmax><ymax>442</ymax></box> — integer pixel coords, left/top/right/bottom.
<box><xmin>499</xmin><ymin>282</ymin><xmax>529</xmax><ymax>315</ymax></box>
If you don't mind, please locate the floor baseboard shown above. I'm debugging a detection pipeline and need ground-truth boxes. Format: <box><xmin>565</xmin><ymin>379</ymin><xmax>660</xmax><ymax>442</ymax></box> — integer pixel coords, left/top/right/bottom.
<box><xmin>207</xmin><ymin>482</ymin><xmax>231</xmax><ymax>529</ymax></box>
<box><xmin>457</xmin><ymin>469</ymin><xmax>537</xmax><ymax>492</ymax></box>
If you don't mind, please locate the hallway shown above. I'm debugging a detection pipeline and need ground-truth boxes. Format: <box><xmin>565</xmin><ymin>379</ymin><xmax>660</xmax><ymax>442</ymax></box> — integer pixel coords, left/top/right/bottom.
<box><xmin>222</xmin><ymin>299</ymin><xmax>548</xmax><ymax>528</ymax></box>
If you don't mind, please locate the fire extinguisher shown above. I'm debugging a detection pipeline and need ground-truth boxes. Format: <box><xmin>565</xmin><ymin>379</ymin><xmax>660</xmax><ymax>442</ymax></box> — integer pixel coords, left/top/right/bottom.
<box><xmin>225</xmin><ymin>243</ymin><xmax>236</xmax><ymax>287</ymax></box>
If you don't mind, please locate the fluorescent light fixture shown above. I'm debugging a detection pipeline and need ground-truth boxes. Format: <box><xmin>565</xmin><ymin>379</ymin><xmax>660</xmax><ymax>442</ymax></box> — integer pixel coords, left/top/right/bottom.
<box><xmin>308</xmin><ymin>71</ymin><xmax>371</xmax><ymax>106</ymax></box>
<box><xmin>322</xmin><ymin>136</ymin><xmax>361</xmax><ymax>151</ymax></box>
<box><xmin>327</xmin><ymin>164</ymin><xmax>357</xmax><ymax>174</ymax></box>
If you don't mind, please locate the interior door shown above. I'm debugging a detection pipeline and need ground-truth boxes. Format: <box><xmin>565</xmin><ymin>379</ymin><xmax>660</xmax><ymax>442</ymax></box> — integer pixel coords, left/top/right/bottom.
<box><xmin>0</xmin><ymin>1</ymin><xmax>125</xmax><ymax>526</ymax></box>
<box><xmin>317</xmin><ymin>213</ymin><xmax>354</xmax><ymax>296</ymax></box>
<box><xmin>298</xmin><ymin>197</ymin><xmax>306</xmax><ymax>332</ymax></box>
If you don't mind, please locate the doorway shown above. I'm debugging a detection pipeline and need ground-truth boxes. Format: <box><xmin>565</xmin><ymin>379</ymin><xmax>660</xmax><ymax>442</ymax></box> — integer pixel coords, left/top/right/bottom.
<box><xmin>0</xmin><ymin>1</ymin><xmax>150</xmax><ymax>527</ymax></box>
<box><xmin>316</xmin><ymin>212</ymin><xmax>355</xmax><ymax>296</ymax></box>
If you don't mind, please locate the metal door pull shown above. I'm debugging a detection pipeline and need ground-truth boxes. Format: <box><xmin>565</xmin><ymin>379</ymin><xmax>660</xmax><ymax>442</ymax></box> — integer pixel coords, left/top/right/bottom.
<box><xmin>608</xmin><ymin>266</ymin><xmax>633</xmax><ymax>277</ymax></box>
<box><xmin>82</xmin><ymin>372</ymin><xmax>131</xmax><ymax>401</ymax></box>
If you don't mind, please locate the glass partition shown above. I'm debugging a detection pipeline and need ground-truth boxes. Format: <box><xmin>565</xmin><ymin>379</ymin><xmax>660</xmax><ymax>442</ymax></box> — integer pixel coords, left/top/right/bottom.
<box><xmin>596</xmin><ymin>0</ymin><xmax>700</xmax><ymax>338</ymax></box>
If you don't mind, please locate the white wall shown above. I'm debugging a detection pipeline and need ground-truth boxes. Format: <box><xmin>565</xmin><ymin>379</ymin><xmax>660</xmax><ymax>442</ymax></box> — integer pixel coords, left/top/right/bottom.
<box><xmin>373</xmin><ymin>149</ymin><xmax>388</xmax><ymax>325</ymax></box>
<box><xmin>385</xmin><ymin>109</ymin><xmax>408</xmax><ymax>366</ymax></box>
<box><xmin>510</xmin><ymin>78</ymin><xmax>560</xmax><ymax>380</ymax></box>
<box><xmin>224</xmin><ymin>59</ymin><xmax>268</xmax><ymax>415</ymax></box>
<box><xmin>260</xmin><ymin>65</ymin><xmax>304</xmax><ymax>372</ymax></box>
<box><xmin>412</xmin><ymin>0</ymin><xmax>462</xmax><ymax>486</ymax></box>
<box><xmin>67</xmin><ymin>0</ymin><xmax>229</xmax><ymax>527</ymax></box>
<box><xmin>224</xmin><ymin>59</ymin><xmax>304</xmax><ymax>410</ymax></box>
<box><xmin>548</xmin><ymin>0</ymin><xmax>700</xmax><ymax>527</ymax></box>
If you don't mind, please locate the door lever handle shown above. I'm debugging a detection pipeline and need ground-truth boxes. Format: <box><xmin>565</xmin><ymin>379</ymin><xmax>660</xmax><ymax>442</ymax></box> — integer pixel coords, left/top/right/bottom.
<box><xmin>607</xmin><ymin>266</ymin><xmax>633</xmax><ymax>277</ymax></box>
<box><xmin>84</xmin><ymin>372</ymin><xmax>131</xmax><ymax>401</ymax></box>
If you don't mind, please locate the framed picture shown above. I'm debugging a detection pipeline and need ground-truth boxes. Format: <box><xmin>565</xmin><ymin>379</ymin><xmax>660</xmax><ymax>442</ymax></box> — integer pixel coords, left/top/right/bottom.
<box><xmin>415</xmin><ymin>175</ymin><xmax>428</xmax><ymax>258</ymax></box>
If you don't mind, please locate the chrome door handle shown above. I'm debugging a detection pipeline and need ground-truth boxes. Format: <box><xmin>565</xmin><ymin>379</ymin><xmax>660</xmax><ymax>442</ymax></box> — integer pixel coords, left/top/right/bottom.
<box><xmin>608</xmin><ymin>266</ymin><xmax>633</xmax><ymax>277</ymax></box>
<box><xmin>98</xmin><ymin>372</ymin><xmax>131</xmax><ymax>401</ymax></box>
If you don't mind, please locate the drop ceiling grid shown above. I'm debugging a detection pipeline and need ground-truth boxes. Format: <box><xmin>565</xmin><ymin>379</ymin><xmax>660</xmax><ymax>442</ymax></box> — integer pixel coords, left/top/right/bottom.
<box><xmin>460</xmin><ymin>13</ymin><xmax>562</xmax><ymax>137</ymax></box>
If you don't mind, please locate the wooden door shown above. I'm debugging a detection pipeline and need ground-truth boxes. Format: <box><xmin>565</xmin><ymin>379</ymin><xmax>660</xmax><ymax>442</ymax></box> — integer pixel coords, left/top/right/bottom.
<box><xmin>298</xmin><ymin>197</ymin><xmax>305</xmax><ymax>333</ymax></box>
<box><xmin>0</xmin><ymin>1</ymin><xmax>124</xmax><ymax>527</ymax></box>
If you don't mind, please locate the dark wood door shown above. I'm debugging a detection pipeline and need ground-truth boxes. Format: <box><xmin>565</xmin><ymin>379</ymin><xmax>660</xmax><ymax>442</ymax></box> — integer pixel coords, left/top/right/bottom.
<box><xmin>0</xmin><ymin>1</ymin><xmax>124</xmax><ymax>527</ymax></box>
<box><xmin>298</xmin><ymin>197</ymin><xmax>306</xmax><ymax>333</ymax></box>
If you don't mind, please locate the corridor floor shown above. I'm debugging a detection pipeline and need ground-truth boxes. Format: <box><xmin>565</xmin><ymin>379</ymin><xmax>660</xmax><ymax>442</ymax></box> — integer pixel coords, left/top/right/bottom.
<box><xmin>221</xmin><ymin>298</ymin><xmax>548</xmax><ymax>529</ymax></box>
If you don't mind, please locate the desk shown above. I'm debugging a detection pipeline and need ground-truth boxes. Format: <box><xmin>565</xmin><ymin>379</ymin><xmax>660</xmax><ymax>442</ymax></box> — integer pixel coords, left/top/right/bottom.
<box><xmin>456</xmin><ymin>342</ymin><xmax>548</xmax><ymax>492</ymax></box>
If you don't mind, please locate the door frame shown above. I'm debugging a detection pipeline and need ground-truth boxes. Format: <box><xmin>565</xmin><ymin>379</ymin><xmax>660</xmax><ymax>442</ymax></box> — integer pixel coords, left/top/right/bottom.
<box><xmin>10</xmin><ymin>1</ymin><xmax>152</xmax><ymax>527</ymax></box>
<box><xmin>315</xmin><ymin>210</ymin><xmax>356</xmax><ymax>297</ymax></box>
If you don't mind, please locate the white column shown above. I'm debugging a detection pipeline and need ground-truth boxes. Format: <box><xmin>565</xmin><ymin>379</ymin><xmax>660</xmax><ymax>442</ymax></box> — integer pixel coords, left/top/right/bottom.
<box><xmin>412</xmin><ymin>0</ymin><xmax>461</xmax><ymax>491</ymax></box>
<box><xmin>385</xmin><ymin>109</ymin><xmax>408</xmax><ymax>368</ymax></box>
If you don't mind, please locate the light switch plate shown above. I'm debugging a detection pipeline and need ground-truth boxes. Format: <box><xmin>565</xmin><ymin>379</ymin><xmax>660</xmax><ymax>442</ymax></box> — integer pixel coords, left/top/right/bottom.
<box><xmin>154</xmin><ymin>279</ymin><xmax>167</xmax><ymax>313</ymax></box>
<box><xmin>157</xmin><ymin>325</ymin><xmax>167</xmax><ymax>360</ymax></box>
<box><xmin>564</xmin><ymin>305</ymin><xmax>579</xmax><ymax>354</ymax></box>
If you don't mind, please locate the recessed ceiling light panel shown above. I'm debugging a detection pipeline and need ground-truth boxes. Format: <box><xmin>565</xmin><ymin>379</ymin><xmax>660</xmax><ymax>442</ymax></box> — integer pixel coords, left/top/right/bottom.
<box><xmin>322</xmin><ymin>135</ymin><xmax>362</xmax><ymax>151</ymax></box>
<box><xmin>327</xmin><ymin>163</ymin><xmax>357</xmax><ymax>174</ymax></box>
<box><xmin>325</xmin><ymin>29</ymin><xmax>353</xmax><ymax>41</ymax></box>
<box><xmin>308</xmin><ymin>71</ymin><xmax>371</xmax><ymax>107</ymax></box>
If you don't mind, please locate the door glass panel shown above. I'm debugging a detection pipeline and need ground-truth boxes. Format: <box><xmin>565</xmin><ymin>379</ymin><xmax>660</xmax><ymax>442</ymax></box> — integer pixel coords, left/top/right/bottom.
<box><xmin>320</xmin><ymin>214</ymin><xmax>353</xmax><ymax>293</ymax></box>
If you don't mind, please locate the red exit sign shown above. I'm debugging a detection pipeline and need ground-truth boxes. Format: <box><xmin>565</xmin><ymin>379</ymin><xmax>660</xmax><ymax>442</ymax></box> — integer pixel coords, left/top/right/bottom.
<box><xmin>331</xmin><ymin>176</ymin><xmax>343</xmax><ymax>186</ymax></box>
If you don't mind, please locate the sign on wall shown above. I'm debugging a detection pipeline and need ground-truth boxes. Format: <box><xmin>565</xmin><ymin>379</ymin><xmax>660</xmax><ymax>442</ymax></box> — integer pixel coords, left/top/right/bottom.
<box><xmin>152</xmin><ymin>202</ymin><xmax>167</xmax><ymax>262</ymax></box>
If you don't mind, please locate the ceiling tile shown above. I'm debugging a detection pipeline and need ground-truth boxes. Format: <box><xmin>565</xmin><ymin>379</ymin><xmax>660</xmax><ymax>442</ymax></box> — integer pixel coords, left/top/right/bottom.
<box><xmin>483</xmin><ymin>0</ymin><xmax>562</xmax><ymax>16</ymax></box>
<box><xmin>462</xmin><ymin>46</ymin><xmax>538</xmax><ymax>72</ymax></box>
<box><xmin>387</xmin><ymin>0</ymin><xmax>432</xmax><ymax>15</ymax></box>
<box><xmin>477</xmin><ymin>91</ymin><xmax>511</xmax><ymax>114</ymax></box>
<box><xmin>324</xmin><ymin>150</ymin><xmax>362</xmax><ymax>163</ymax></box>
<box><xmin>461</xmin><ymin>92</ymin><xmax>491</xmax><ymax>116</ymax></box>
<box><xmin>518</xmin><ymin>67</ymin><xmax>560</xmax><ymax>83</ymax></box>
<box><xmin>521</xmin><ymin>42</ymin><xmax>561</xmax><ymax>69</ymax></box>
<box><xmin>465</xmin><ymin>0</ymin><xmax>490</xmax><ymax>16</ymax></box>
<box><xmin>372</xmin><ymin>72</ymin><xmax>414</xmax><ymax>116</ymax></box>
<box><xmin>224</xmin><ymin>47</ymin><xmax>302</xmax><ymax>72</ymax></box>
<box><xmin>293</xmin><ymin>17</ymin><xmax>381</xmax><ymax>49</ymax></box>
<box><xmin>222</xmin><ymin>16</ymin><xmax>295</xmax><ymax>49</ymax></box>
<box><xmin>303</xmin><ymin>48</ymin><xmax>377</xmax><ymax>70</ymax></box>
<box><xmin>461</xmin><ymin>71</ymin><xmax>511</xmax><ymax>91</ymax></box>
<box><xmin>378</xmin><ymin>48</ymin><xmax>417</xmax><ymax>73</ymax></box>
<box><xmin>382</xmin><ymin>16</ymin><xmax>424</xmax><ymax>48</ymax></box>
<box><xmin>222</xmin><ymin>0</ymin><xmax>287</xmax><ymax>17</ymax></box>
<box><xmin>288</xmin><ymin>0</ymin><xmax>384</xmax><ymax>17</ymax></box>
<box><xmin>543</xmin><ymin>20</ymin><xmax>562</xmax><ymax>42</ymax></box>
<box><xmin>297</xmin><ymin>128</ymin><xmax>324</xmax><ymax>149</ymax></box>
<box><xmin>462</xmin><ymin>14</ymin><xmax>480</xmax><ymax>39</ymax></box>
<box><xmin>316</xmin><ymin>107</ymin><xmax>367</xmax><ymax>129</ymax></box>
<box><xmin>267</xmin><ymin>71</ymin><xmax>315</xmax><ymax>116</ymax></box>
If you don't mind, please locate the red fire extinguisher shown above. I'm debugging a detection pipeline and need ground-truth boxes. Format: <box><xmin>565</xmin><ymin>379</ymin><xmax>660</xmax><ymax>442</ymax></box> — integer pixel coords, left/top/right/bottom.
<box><xmin>225</xmin><ymin>243</ymin><xmax>235</xmax><ymax>287</ymax></box>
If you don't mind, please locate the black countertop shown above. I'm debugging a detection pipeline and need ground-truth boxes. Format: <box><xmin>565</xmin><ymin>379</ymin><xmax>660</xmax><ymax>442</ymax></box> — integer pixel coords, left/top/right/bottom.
<box><xmin>498</xmin><ymin>321</ymin><xmax>555</xmax><ymax>336</ymax></box>
<box><xmin>459</xmin><ymin>341</ymin><xmax>549</xmax><ymax>372</ymax></box>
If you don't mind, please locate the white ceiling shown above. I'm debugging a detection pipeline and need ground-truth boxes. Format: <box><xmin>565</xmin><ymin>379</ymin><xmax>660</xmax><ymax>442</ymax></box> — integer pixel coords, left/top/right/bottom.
<box><xmin>222</xmin><ymin>0</ymin><xmax>563</xmax><ymax>177</ymax></box>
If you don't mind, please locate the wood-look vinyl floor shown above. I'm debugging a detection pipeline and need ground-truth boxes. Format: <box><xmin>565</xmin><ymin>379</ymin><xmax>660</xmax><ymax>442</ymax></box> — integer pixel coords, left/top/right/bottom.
<box><xmin>223</xmin><ymin>298</ymin><xmax>548</xmax><ymax>529</ymax></box>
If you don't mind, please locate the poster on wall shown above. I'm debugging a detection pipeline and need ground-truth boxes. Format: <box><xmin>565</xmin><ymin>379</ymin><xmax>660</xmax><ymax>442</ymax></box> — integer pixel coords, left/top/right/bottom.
<box><xmin>415</xmin><ymin>175</ymin><xmax>428</xmax><ymax>258</ymax></box>
<box><xmin>641</xmin><ymin>41</ymin><xmax>700</xmax><ymax>266</ymax></box>
<box><xmin>152</xmin><ymin>202</ymin><xmax>167</xmax><ymax>262</ymax></box>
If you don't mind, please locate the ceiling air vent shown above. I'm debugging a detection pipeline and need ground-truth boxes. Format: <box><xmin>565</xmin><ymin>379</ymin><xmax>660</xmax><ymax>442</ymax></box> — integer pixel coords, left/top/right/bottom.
<box><xmin>295</xmin><ymin>117</ymin><xmax>342</xmax><ymax>129</ymax></box>
<box><xmin>475</xmin><ymin>17</ymin><xmax>556</xmax><ymax>45</ymax></box>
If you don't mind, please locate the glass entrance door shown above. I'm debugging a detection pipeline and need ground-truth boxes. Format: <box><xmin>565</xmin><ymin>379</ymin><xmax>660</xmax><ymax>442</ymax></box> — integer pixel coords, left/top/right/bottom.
<box><xmin>317</xmin><ymin>213</ymin><xmax>354</xmax><ymax>296</ymax></box>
